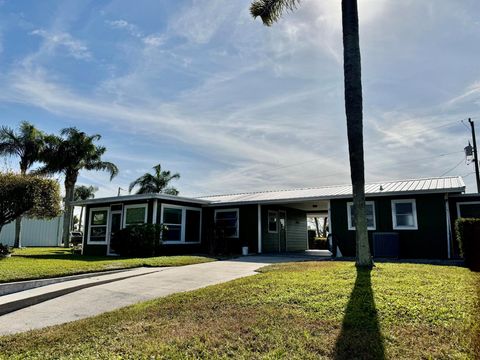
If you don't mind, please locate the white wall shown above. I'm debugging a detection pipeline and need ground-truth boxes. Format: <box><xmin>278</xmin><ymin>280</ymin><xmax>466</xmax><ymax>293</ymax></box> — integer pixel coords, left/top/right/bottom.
<box><xmin>0</xmin><ymin>216</ymin><xmax>64</xmax><ymax>247</ymax></box>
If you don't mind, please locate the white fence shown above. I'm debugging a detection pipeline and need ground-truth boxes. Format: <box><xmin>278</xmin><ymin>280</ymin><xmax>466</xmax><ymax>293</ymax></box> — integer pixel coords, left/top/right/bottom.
<box><xmin>0</xmin><ymin>216</ymin><xmax>64</xmax><ymax>247</ymax></box>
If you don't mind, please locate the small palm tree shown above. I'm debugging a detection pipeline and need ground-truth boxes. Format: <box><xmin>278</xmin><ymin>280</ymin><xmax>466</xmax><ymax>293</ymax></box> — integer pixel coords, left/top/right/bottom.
<box><xmin>74</xmin><ymin>185</ymin><xmax>98</xmax><ymax>231</ymax></box>
<box><xmin>0</xmin><ymin>121</ymin><xmax>45</xmax><ymax>248</ymax></box>
<box><xmin>129</xmin><ymin>164</ymin><xmax>180</xmax><ymax>195</ymax></box>
<box><xmin>251</xmin><ymin>0</ymin><xmax>372</xmax><ymax>267</ymax></box>
<box><xmin>38</xmin><ymin>128</ymin><xmax>118</xmax><ymax>247</ymax></box>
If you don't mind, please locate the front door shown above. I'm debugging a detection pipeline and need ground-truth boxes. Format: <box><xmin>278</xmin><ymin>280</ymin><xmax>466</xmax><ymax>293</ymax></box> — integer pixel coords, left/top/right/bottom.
<box><xmin>107</xmin><ymin>211</ymin><xmax>122</xmax><ymax>255</ymax></box>
<box><xmin>279</xmin><ymin>210</ymin><xmax>287</xmax><ymax>252</ymax></box>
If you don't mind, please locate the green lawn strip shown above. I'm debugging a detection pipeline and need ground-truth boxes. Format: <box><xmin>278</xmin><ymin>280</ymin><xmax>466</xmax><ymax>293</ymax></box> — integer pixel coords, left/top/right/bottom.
<box><xmin>0</xmin><ymin>261</ymin><xmax>477</xmax><ymax>359</ymax></box>
<box><xmin>0</xmin><ymin>247</ymin><xmax>215</xmax><ymax>283</ymax></box>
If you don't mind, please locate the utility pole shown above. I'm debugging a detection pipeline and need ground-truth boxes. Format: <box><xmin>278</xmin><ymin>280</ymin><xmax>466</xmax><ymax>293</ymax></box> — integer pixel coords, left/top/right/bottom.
<box><xmin>468</xmin><ymin>118</ymin><xmax>480</xmax><ymax>193</ymax></box>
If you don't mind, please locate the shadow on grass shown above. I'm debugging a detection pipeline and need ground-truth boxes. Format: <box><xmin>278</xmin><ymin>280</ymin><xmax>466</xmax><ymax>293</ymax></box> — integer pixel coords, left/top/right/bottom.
<box><xmin>333</xmin><ymin>267</ymin><xmax>385</xmax><ymax>360</ymax></box>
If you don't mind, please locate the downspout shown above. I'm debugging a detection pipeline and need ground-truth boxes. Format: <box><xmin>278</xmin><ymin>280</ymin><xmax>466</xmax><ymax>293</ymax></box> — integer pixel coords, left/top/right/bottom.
<box><xmin>257</xmin><ymin>204</ymin><xmax>262</xmax><ymax>254</ymax></box>
<box><xmin>445</xmin><ymin>194</ymin><xmax>452</xmax><ymax>259</ymax></box>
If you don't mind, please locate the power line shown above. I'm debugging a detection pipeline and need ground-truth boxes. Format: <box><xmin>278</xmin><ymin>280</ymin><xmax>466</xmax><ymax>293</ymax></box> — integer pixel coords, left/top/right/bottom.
<box><xmin>440</xmin><ymin>158</ymin><xmax>465</xmax><ymax>177</ymax></box>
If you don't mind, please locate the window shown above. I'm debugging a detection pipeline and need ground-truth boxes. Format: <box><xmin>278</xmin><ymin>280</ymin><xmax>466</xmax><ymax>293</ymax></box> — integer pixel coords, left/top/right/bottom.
<box><xmin>214</xmin><ymin>209</ymin><xmax>239</xmax><ymax>238</ymax></box>
<box><xmin>268</xmin><ymin>210</ymin><xmax>278</xmax><ymax>233</ymax></box>
<box><xmin>124</xmin><ymin>204</ymin><xmax>148</xmax><ymax>227</ymax></box>
<box><xmin>88</xmin><ymin>208</ymin><xmax>109</xmax><ymax>244</ymax></box>
<box><xmin>347</xmin><ymin>201</ymin><xmax>376</xmax><ymax>230</ymax></box>
<box><xmin>391</xmin><ymin>199</ymin><xmax>418</xmax><ymax>230</ymax></box>
<box><xmin>161</xmin><ymin>205</ymin><xmax>202</xmax><ymax>243</ymax></box>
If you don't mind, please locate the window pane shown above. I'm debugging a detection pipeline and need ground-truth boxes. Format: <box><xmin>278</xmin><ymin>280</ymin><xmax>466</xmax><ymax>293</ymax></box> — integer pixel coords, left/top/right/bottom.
<box><xmin>91</xmin><ymin>210</ymin><xmax>107</xmax><ymax>225</ymax></box>
<box><xmin>185</xmin><ymin>210</ymin><xmax>200</xmax><ymax>242</ymax></box>
<box><xmin>125</xmin><ymin>207</ymin><xmax>146</xmax><ymax>225</ymax></box>
<box><xmin>164</xmin><ymin>225</ymin><xmax>181</xmax><ymax>242</ymax></box>
<box><xmin>163</xmin><ymin>208</ymin><xmax>182</xmax><ymax>224</ymax></box>
<box><xmin>395</xmin><ymin>203</ymin><xmax>413</xmax><ymax>215</ymax></box>
<box><xmin>396</xmin><ymin>214</ymin><xmax>414</xmax><ymax>227</ymax></box>
<box><xmin>268</xmin><ymin>212</ymin><xmax>277</xmax><ymax>232</ymax></box>
<box><xmin>91</xmin><ymin>227</ymin><xmax>106</xmax><ymax>237</ymax></box>
<box><xmin>216</xmin><ymin>211</ymin><xmax>237</xmax><ymax>220</ymax></box>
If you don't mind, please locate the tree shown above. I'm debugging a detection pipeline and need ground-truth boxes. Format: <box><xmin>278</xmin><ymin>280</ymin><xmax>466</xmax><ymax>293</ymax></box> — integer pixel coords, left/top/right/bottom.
<box><xmin>250</xmin><ymin>0</ymin><xmax>372</xmax><ymax>267</ymax></box>
<box><xmin>129</xmin><ymin>164</ymin><xmax>180</xmax><ymax>195</ymax></box>
<box><xmin>0</xmin><ymin>173</ymin><xmax>61</xmax><ymax>236</ymax></box>
<box><xmin>74</xmin><ymin>185</ymin><xmax>98</xmax><ymax>232</ymax></box>
<box><xmin>37</xmin><ymin>128</ymin><xmax>118</xmax><ymax>247</ymax></box>
<box><xmin>0</xmin><ymin>122</ymin><xmax>45</xmax><ymax>248</ymax></box>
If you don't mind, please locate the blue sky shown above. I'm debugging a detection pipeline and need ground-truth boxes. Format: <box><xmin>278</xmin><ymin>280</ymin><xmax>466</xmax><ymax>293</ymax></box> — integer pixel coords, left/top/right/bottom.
<box><xmin>0</xmin><ymin>0</ymin><xmax>479</xmax><ymax>197</ymax></box>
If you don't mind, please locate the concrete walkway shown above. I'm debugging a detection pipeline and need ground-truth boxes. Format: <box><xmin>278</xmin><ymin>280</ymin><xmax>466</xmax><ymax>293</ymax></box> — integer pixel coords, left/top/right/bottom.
<box><xmin>0</xmin><ymin>256</ymin><xmax>306</xmax><ymax>335</ymax></box>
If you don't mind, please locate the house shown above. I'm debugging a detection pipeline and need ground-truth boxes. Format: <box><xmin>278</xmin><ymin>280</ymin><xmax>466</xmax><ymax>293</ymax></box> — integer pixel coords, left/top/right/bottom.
<box><xmin>73</xmin><ymin>176</ymin><xmax>476</xmax><ymax>259</ymax></box>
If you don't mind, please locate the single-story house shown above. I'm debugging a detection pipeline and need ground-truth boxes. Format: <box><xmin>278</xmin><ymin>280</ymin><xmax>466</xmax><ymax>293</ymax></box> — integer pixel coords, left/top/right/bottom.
<box><xmin>72</xmin><ymin>175</ymin><xmax>478</xmax><ymax>259</ymax></box>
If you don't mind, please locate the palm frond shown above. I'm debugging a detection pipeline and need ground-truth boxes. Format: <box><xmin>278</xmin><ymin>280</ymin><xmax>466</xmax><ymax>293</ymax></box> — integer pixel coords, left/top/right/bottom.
<box><xmin>250</xmin><ymin>0</ymin><xmax>300</xmax><ymax>26</ymax></box>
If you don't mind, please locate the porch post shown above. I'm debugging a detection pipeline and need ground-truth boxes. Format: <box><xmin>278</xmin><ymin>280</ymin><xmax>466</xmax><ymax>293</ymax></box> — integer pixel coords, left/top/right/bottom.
<box><xmin>152</xmin><ymin>200</ymin><xmax>158</xmax><ymax>224</ymax></box>
<box><xmin>257</xmin><ymin>204</ymin><xmax>262</xmax><ymax>253</ymax></box>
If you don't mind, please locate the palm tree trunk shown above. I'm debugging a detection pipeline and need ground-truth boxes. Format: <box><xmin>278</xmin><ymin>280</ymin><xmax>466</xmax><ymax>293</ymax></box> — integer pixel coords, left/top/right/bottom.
<box><xmin>342</xmin><ymin>0</ymin><xmax>372</xmax><ymax>267</ymax></box>
<box><xmin>13</xmin><ymin>218</ymin><xmax>22</xmax><ymax>248</ymax></box>
<box><xmin>314</xmin><ymin>217</ymin><xmax>321</xmax><ymax>237</ymax></box>
<box><xmin>79</xmin><ymin>206</ymin><xmax>84</xmax><ymax>232</ymax></box>
<box><xmin>62</xmin><ymin>177</ymin><xmax>76</xmax><ymax>248</ymax></box>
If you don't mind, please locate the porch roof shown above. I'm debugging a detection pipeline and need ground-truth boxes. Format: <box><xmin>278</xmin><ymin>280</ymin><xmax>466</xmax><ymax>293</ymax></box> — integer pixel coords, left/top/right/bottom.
<box><xmin>199</xmin><ymin>176</ymin><xmax>465</xmax><ymax>206</ymax></box>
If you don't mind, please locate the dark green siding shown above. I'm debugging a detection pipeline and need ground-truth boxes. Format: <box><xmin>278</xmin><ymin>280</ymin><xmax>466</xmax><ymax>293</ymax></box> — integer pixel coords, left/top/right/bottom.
<box><xmin>331</xmin><ymin>194</ymin><xmax>449</xmax><ymax>259</ymax></box>
<box><xmin>448</xmin><ymin>194</ymin><xmax>480</xmax><ymax>259</ymax></box>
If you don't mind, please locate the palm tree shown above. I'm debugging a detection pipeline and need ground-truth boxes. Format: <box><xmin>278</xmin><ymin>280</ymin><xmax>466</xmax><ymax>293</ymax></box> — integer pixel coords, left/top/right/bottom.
<box><xmin>37</xmin><ymin>128</ymin><xmax>118</xmax><ymax>247</ymax></box>
<box><xmin>74</xmin><ymin>185</ymin><xmax>98</xmax><ymax>232</ymax></box>
<box><xmin>129</xmin><ymin>164</ymin><xmax>180</xmax><ymax>195</ymax></box>
<box><xmin>0</xmin><ymin>121</ymin><xmax>45</xmax><ymax>248</ymax></box>
<box><xmin>250</xmin><ymin>0</ymin><xmax>372</xmax><ymax>267</ymax></box>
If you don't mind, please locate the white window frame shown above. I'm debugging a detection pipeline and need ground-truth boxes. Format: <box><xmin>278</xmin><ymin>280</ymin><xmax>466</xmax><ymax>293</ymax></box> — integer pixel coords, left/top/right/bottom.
<box><xmin>391</xmin><ymin>199</ymin><xmax>418</xmax><ymax>230</ymax></box>
<box><xmin>214</xmin><ymin>208</ymin><xmax>239</xmax><ymax>238</ymax></box>
<box><xmin>456</xmin><ymin>201</ymin><xmax>480</xmax><ymax>218</ymax></box>
<box><xmin>160</xmin><ymin>203</ymin><xmax>202</xmax><ymax>244</ymax></box>
<box><xmin>87</xmin><ymin>207</ymin><xmax>110</xmax><ymax>245</ymax></box>
<box><xmin>347</xmin><ymin>201</ymin><xmax>376</xmax><ymax>231</ymax></box>
<box><xmin>268</xmin><ymin>210</ymin><xmax>278</xmax><ymax>233</ymax></box>
<box><xmin>123</xmin><ymin>203</ymin><xmax>148</xmax><ymax>227</ymax></box>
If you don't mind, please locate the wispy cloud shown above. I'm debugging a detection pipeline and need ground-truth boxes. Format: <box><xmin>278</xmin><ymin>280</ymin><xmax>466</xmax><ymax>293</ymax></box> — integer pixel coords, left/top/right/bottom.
<box><xmin>30</xmin><ymin>29</ymin><xmax>91</xmax><ymax>60</ymax></box>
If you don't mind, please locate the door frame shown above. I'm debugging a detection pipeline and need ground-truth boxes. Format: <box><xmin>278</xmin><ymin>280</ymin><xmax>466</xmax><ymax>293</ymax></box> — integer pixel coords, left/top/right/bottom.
<box><xmin>107</xmin><ymin>210</ymin><xmax>123</xmax><ymax>256</ymax></box>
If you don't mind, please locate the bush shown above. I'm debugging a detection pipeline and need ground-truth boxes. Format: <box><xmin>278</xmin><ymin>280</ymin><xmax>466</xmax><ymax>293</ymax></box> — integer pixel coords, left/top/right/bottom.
<box><xmin>455</xmin><ymin>218</ymin><xmax>480</xmax><ymax>270</ymax></box>
<box><xmin>110</xmin><ymin>224</ymin><xmax>165</xmax><ymax>257</ymax></box>
<box><xmin>0</xmin><ymin>243</ymin><xmax>11</xmax><ymax>258</ymax></box>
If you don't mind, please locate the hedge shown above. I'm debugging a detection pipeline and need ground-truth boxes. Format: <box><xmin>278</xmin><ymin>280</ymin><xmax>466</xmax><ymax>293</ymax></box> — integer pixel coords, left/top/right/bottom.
<box><xmin>455</xmin><ymin>218</ymin><xmax>480</xmax><ymax>270</ymax></box>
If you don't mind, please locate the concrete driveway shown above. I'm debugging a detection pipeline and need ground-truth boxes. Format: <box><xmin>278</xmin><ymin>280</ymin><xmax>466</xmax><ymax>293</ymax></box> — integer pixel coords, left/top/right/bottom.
<box><xmin>0</xmin><ymin>255</ymin><xmax>311</xmax><ymax>335</ymax></box>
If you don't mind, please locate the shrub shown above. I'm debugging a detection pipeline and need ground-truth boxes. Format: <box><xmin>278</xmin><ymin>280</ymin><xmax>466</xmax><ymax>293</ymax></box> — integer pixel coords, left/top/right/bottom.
<box><xmin>110</xmin><ymin>224</ymin><xmax>165</xmax><ymax>257</ymax></box>
<box><xmin>455</xmin><ymin>218</ymin><xmax>480</xmax><ymax>270</ymax></box>
<box><xmin>0</xmin><ymin>243</ymin><xmax>11</xmax><ymax>258</ymax></box>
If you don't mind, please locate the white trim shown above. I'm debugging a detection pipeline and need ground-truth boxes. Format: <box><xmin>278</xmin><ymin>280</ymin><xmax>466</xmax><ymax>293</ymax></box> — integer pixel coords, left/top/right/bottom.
<box><xmin>268</xmin><ymin>210</ymin><xmax>278</xmax><ymax>234</ymax></box>
<box><xmin>214</xmin><ymin>208</ymin><xmax>239</xmax><ymax>238</ymax></box>
<box><xmin>123</xmin><ymin>203</ymin><xmax>148</xmax><ymax>227</ymax></box>
<box><xmin>87</xmin><ymin>207</ymin><xmax>110</xmax><ymax>245</ymax></box>
<box><xmin>152</xmin><ymin>200</ymin><xmax>158</xmax><ymax>224</ymax></box>
<box><xmin>160</xmin><ymin>203</ymin><xmax>202</xmax><ymax>244</ymax></box>
<box><xmin>278</xmin><ymin>210</ymin><xmax>287</xmax><ymax>252</ymax></box>
<box><xmin>347</xmin><ymin>201</ymin><xmax>376</xmax><ymax>231</ymax></box>
<box><xmin>391</xmin><ymin>199</ymin><xmax>418</xmax><ymax>230</ymax></box>
<box><xmin>456</xmin><ymin>201</ymin><xmax>480</xmax><ymax>218</ymax></box>
<box><xmin>257</xmin><ymin>204</ymin><xmax>262</xmax><ymax>253</ymax></box>
<box><xmin>445</xmin><ymin>197</ymin><xmax>452</xmax><ymax>259</ymax></box>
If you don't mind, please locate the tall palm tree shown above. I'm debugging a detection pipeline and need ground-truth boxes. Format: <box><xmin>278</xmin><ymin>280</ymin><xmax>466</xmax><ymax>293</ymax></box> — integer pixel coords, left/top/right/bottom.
<box><xmin>251</xmin><ymin>0</ymin><xmax>372</xmax><ymax>267</ymax></box>
<box><xmin>129</xmin><ymin>164</ymin><xmax>180</xmax><ymax>195</ymax></box>
<box><xmin>74</xmin><ymin>185</ymin><xmax>98</xmax><ymax>232</ymax></box>
<box><xmin>0</xmin><ymin>121</ymin><xmax>45</xmax><ymax>248</ymax></box>
<box><xmin>37</xmin><ymin>128</ymin><xmax>118</xmax><ymax>247</ymax></box>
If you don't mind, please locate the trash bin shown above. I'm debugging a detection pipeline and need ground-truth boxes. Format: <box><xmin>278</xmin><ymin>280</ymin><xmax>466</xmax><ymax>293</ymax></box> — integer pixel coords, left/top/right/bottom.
<box><xmin>242</xmin><ymin>246</ymin><xmax>249</xmax><ymax>256</ymax></box>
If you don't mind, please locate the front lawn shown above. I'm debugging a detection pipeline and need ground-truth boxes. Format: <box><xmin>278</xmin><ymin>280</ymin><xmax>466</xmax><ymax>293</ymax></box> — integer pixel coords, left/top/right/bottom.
<box><xmin>0</xmin><ymin>261</ymin><xmax>478</xmax><ymax>359</ymax></box>
<box><xmin>0</xmin><ymin>247</ymin><xmax>215</xmax><ymax>283</ymax></box>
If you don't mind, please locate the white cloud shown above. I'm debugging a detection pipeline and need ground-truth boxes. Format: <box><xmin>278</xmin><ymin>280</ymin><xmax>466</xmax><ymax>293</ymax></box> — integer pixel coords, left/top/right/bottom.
<box><xmin>105</xmin><ymin>19</ymin><xmax>143</xmax><ymax>38</ymax></box>
<box><xmin>30</xmin><ymin>29</ymin><xmax>91</xmax><ymax>60</ymax></box>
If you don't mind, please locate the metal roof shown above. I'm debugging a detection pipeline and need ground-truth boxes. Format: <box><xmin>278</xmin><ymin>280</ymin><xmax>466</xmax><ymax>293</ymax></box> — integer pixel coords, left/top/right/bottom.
<box><xmin>71</xmin><ymin>193</ymin><xmax>210</xmax><ymax>206</ymax></box>
<box><xmin>199</xmin><ymin>176</ymin><xmax>465</xmax><ymax>205</ymax></box>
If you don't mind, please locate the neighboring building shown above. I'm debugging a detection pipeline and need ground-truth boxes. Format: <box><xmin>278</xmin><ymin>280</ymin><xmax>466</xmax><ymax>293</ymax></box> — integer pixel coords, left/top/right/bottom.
<box><xmin>0</xmin><ymin>216</ymin><xmax>64</xmax><ymax>247</ymax></box>
<box><xmin>73</xmin><ymin>176</ymin><xmax>475</xmax><ymax>259</ymax></box>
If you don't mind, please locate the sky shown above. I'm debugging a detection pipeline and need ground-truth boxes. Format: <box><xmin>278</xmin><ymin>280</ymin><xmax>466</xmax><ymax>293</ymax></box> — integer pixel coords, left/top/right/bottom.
<box><xmin>0</xmin><ymin>0</ymin><xmax>479</xmax><ymax>198</ymax></box>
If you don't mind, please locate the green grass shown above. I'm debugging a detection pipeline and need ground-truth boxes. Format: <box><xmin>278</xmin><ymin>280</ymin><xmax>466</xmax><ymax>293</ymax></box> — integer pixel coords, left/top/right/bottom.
<box><xmin>0</xmin><ymin>261</ymin><xmax>478</xmax><ymax>359</ymax></box>
<box><xmin>0</xmin><ymin>247</ymin><xmax>215</xmax><ymax>283</ymax></box>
